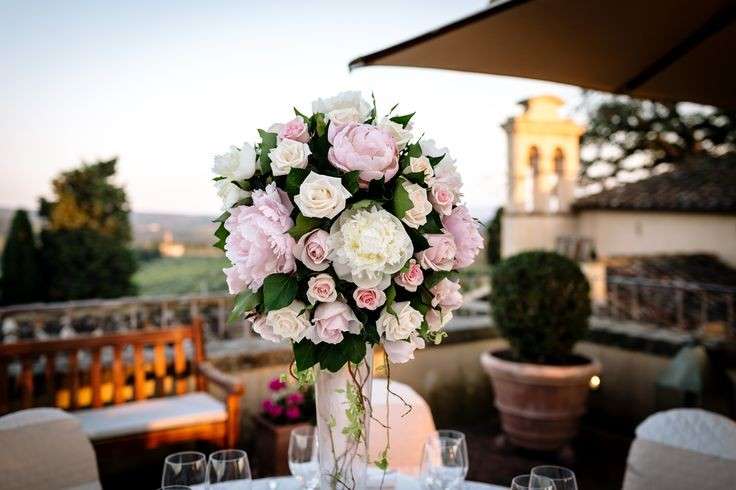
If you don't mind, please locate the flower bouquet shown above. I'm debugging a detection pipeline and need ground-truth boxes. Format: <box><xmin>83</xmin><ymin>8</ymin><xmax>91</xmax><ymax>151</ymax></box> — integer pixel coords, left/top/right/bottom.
<box><xmin>213</xmin><ymin>91</ymin><xmax>482</xmax><ymax>489</ymax></box>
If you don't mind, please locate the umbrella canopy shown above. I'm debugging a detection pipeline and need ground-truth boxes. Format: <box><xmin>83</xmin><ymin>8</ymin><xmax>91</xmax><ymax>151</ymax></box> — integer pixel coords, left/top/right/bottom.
<box><xmin>349</xmin><ymin>0</ymin><xmax>736</xmax><ymax>108</ymax></box>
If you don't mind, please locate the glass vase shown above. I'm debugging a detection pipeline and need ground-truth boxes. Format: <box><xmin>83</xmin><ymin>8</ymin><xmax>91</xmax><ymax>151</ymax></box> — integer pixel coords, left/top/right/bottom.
<box><xmin>314</xmin><ymin>351</ymin><xmax>373</xmax><ymax>490</ymax></box>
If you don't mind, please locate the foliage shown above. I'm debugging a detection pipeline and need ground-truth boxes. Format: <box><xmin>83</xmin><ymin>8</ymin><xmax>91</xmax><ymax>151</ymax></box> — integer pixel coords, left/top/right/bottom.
<box><xmin>581</xmin><ymin>95</ymin><xmax>736</xmax><ymax>185</ymax></box>
<box><xmin>490</xmin><ymin>251</ymin><xmax>591</xmax><ymax>364</ymax></box>
<box><xmin>0</xmin><ymin>210</ymin><xmax>42</xmax><ymax>305</ymax></box>
<box><xmin>134</xmin><ymin>256</ymin><xmax>228</xmax><ymax>296</ymax></box>
<box><xmin>486</xmin><ymin>207</ymin><xmax>503</xmax><ymax>266</ymax></box>
<box><xmin>38</xmin><ymin>159</ymin><xmax>138</xmax><ymax>300</ymax></box>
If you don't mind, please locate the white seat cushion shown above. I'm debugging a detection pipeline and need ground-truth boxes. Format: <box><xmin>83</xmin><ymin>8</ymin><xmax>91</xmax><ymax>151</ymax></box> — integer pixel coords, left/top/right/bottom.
<box><xmin>74</xmin><ymin>392</ymin><xmax>226</xmax><ymax>440</ymax></box>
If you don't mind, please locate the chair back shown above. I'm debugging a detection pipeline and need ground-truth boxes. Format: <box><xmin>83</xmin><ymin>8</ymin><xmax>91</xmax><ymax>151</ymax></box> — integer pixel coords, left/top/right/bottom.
<box><xmin>622</xmin><ymin>408</ymin><xmax>736</xmax><ymax>490</ymax></box>
<box><xmin>0</xmin><ymin>319</ymin><xmax>205</xmax><ymax>414</ymax></box>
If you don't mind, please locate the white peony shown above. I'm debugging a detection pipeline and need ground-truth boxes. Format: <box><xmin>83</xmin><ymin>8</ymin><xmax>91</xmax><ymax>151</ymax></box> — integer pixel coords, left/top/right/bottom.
<box><xmin>312</xmin><ymin>91</ymin><xmax>371</xmax><ymax>124</ymax></box>
<box><xmin>404</xmin><ymin>156</ymin><xmax>434</xmax><ymax>179</ymax></box>
<box><xmin>328</xmin><ymin>206</ymin><xmax>413</xmax><ymax>288</ymax></box>
<box><xmin>213</xmin><ymin>144</ymin><xmax>257</xmax><ymax>181</ymax></box>
<box><xmin>265</xmin><ymin>301</ymin><xmax>310</xmax><ymax>342</ymax></box>
<box><xmin>378</xmin><ymin>118</ymin><xmax>413</xmax><ymax>150</ymax></box>
<box><xmin>294</xmin><ymin>172</ymin><xmax>352</xmax><ymax>219</ymax></box>
<box><xmin>400</xmin><ymin>180</ymin><xmax>432</xmax><ymax>229</ymax></box>
<box><xmin>377</xmin><ymin>301</ymin><xmax>423</xmax><ymax>341</ymax></box>
<box><xmin>214</xmin><ymin>179</ymin><xmax>250</xmax><ymax>210</ymax></box>
<box><xmin>268</xmin><ymin>139</ymin><xmax>311</xmax><ymax>176</ymax></box>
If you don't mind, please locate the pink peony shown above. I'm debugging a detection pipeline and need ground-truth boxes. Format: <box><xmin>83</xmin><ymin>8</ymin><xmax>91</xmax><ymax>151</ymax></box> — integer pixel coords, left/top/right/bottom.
<box><xmin>269</xmin><ymin>378</ymin><xmax>287</xmax><ymax>391</ymax></box>
<box><xmin>308</xmin><ymin>301</ymin><xmax>362</xmax><ymax>345</ymax></box>
<box><xmin>394</xmin><ymin>259</ymin><xmax>424</xmax><ymax>292</ymax></box>
<box><xmin>415</xmin><ymin>233</ymin><xmax>456</xmax><ymax>271</ymax></box>
<box><xmin>224</xmin><ymin>184</ymin><xmax>296</xmax><ymax>293</ymax></box>
<box><xmin>430</xmin><ymin>278</ymin><xmax>463</xmax><ymax>312</ymax></box>
<box><xmin>353</xmin><ymin>287</ymin><xmax>387</xmax><ymax>311</ymax></box>
<box><xmin>442</xmin><ymin>205</ymin><xmax>484</xmax><ymax>268</ymax></box>
<box><xmin>382</xmin><ymin>333</ymin><xmax>426</xmax><ymax>364</ymax></box>
<box><xmin>328</xmin><ymin>123</ymin><xmax>399</xmax><ymax>186</ymax></box>
<box><xmin>278</xmin><ymin>117</ymin><xmax>310</xmax><ymax>143</ymax></box>
<box><xmin>293</xmin><ymin>229</ymin><xmax>331</xmax><ymax>271</ymax></box>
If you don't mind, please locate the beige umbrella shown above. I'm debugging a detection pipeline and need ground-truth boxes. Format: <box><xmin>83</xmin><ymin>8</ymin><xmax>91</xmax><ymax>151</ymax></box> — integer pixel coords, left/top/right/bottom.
<box><xmin>349</xmin><ymin>0</ymin><xmax>736</xmax><ymax>108</ymax></box>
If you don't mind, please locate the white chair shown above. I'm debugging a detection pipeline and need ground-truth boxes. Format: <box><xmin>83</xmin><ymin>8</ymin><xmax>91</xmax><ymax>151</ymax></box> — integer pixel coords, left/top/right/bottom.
<box><xmin>369</xmin><ymin>379</ymin><xmax>437</xmax><ymax>475</ymax></box>
<box><xmin>622</xmin><ymin>408</ymin><xmax>736</xmax><ymax>490</ymax></box>
<box><xmin>0</xmin><ymin>407</ymin><xmax>102</xmax><ymax>490</ymax></box>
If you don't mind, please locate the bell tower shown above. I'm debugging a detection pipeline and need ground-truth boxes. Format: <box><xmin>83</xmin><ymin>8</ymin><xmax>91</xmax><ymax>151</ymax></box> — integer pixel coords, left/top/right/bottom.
<box><xmin>501</xmin><ymin>96</ymin><xmax>585</xmax><ymax>256</ymax></box>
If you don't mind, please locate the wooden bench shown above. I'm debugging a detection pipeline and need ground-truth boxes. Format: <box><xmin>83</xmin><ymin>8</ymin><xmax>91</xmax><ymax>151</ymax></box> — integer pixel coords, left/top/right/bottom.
<box><xmin>0</xmin><ymin>319</ymin><xmax>244</xmax><ymax>450</ymax></box>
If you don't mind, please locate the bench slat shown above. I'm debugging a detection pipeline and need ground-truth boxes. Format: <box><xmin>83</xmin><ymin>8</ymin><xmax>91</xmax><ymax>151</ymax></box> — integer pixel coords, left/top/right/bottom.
<box><xmin>91</xmin><ymin>348</ymin><xmax>102</xmax><ymax>408</ymax></box>
<box><xmin>113</xmin><ymin>345</ymin><xmax>125</xmax><ymax>405</ymax></box>
<box><xmin>20</xmin><ymin>357</ymin><xmax>33</xmax><ymax>409</ymax></box>
<box><xmin>133</xmin><ymin>344</ymin><xmax>145</xmax><ymax>401</ymax></box>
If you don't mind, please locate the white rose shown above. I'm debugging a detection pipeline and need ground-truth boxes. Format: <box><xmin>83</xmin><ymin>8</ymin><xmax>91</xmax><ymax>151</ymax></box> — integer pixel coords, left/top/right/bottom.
<box><xmin>378</xmin><ymin>118</ymin><xmax>413</xmax><ymax>150</ymax></box>
<box><xmin>312</xmin><ymin>91</ymin><xmax>371</xmax><ymax>123</ymax></box>
<box><xmin>377</xmin><ymin>301</ymin><xmax>423</xmax><ymax>341</ymax></box>
<box><xmin>213</xmin><ymin>143</ymin><xmax>257</xmax><ymax>181</ymax></box>
<box><xmin>400</xmin><ymin>180</ymin><xmax>432</xmax><ymax>229</ymax></box>
<box><xmin>404</xmin><ymin>156</ymin><xmax>434</xmax><ymax>179</ymax></box>
<box><xmin>294</xmin><ymin>172</ymin><xmax>352</xmax><ymax>219</ymax></box>
<box><xmin>268</xmin><ymin>139</ymin><xmax>311</xmax><ymax>176</ymax></box>
<box><xmin>306</xmin><ymin>273</ymin><xmax>337</xmax><ymax>304</ymax></box>
<box><xmin>266</xmin><ymin>301</ymin><xmax>310</xmax><ymax>342</ymax></box>
<box><xmin>329</xmin><ymin>207</ymin><xmax>413</xmax><ymax>289</ymax></box>
<box><xmin>251</xmin><ymin>314</ymin><xmax>282</xmax><ymax>343</ymax></box>
<box><xmin>382</xmin><ymin>332</ymin><xmax>426</xmax><ymax>364</ymax></box>
<box><xmin>214</xmin><ymin>179</ymin><xmax>250</xmax><ymax>210</ymax></box>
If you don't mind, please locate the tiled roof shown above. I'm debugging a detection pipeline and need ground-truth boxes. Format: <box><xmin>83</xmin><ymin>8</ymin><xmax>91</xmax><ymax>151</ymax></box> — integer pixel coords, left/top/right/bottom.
<box><xmin>604</xmin><ymin>254</ymin><xmax>736</xmax><ymax>287</ymax></box>
<box><xmin>573</xmin><ymin>156</ymin><xmax>736</xmax><ymax>213</ymax></box>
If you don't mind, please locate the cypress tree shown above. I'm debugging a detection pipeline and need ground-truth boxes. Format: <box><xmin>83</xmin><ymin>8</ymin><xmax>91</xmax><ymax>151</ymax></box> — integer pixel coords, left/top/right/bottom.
<box><xmin>1</xmin><ymin>209</ymin><xmax>41</xmax><ymax>305</ymax></box>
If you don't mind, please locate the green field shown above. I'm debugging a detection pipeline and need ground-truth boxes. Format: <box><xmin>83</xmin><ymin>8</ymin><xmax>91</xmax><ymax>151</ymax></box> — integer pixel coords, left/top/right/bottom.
<box><xmin>134</xmin><ymin>257</ymin><xmax>229</xmax><ymax>296</ymax></box>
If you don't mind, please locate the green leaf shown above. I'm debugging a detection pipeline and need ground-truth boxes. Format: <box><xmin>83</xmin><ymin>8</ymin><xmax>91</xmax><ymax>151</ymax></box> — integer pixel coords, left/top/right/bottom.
<box><xmin>294</xmin><ymin>107</ymin><xmax>310</xmax><ymax>123</ymax></box>
<box><xmin>406</xmin><ymin>227</ymin><xmax>429</xmax><ymax>251</ymax></box>
<box><xmin>390</xmin><ymin>112</ymin><xmax>415</xmax><ymax>128</ymax></box>
<box><xmin>342</xmin><ymin>170</ymin><xmax>360</xmax><ymax>195</ymax></box>
<box><xmin>213</xmin><ymin>221</ymin><xmax>229</xmax><ymax>250</ymax></box>
<box><xmin>294</xmin><ymin>339</ymin><xmax>319</xmax><ymax>371</ymax></box>
<box><xmin>318</xmin><ymin>344</ymin><xmax>349</xmax><ymax>373</ymax></box>
<box><xmin>258</xmin><ymin>129</ymin><xmax>278</xmax><ymax>175</ymax></box>
<box><xmin>425</xmin><ymin>270</ymin><xmax>457</xmax><ymax>289</ymax></box>
<box><xmin>392</xmin><ymin>178</ymin><xmax>414</xmax><ymax>219</ymax></box>
<box><xmin>286</xmin><ymin>167</ymin><xmax>310</xmax><ymax>195</ymax></box>
<box><xmin>419</xmin><ymin>211</ymin><xmax>443</xmax><ymax>234</ymax></box>
<box><xmin>427</xmin><ymin>154</ymin><xmax>445</xmax><ymax>167</ymax></box>
<box><xmin>407</xmin><ymin>142</ymin><xmax>422</xmax><ymax>158</ymax></box>
<box><xmin>314</xmin><ymin>113</ymin><xmax>327</xmax><ymax>137</ymax></box>
<box><xmin>262</xmin><ymin>273</ymin><xmax>298</xmax><ymax>312</ymax></box>
<box><xmin>213</xmin><ymin>211</ymin><xmax>230</xmax><ymax>223</ymax></box>
<box><xmin>288</xmin><ymin>213</ymin><xmax>323</xmax><ymax>240</ymax></box>
<box><xmin>351</xmin><ymin>199</ymin><xmax>378</xmax><ymax>210</ymax></box>
<box><xmin>403</xmin><ymin>171</ymin><xmax>426</xmax><ymax>186</ymax></box>
<box><xmin>367</xmin><ymin>92</ymin><xmax>377</xmax><ymax>124</ymax></box>
<box><xmin>228</xmin><ymin>289</ymin><xmax>262</xmax><ymax>323</ymax></box>
<box><xmin>344</xmin><ymin>334</ymin><xmax>367</xmax><ymax>364</ymax></box>
<box><xmin>385</xmin><ymin>284</ymin><xmax>397</xmax><ymax>315</ymax></box>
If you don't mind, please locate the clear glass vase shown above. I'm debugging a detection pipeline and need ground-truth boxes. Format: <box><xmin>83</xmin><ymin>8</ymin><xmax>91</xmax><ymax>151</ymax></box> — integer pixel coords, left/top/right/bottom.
<box><xmin>314</xmin><ymin>352</ymin><xmax>373</xmax><ymax>490</ymax></box>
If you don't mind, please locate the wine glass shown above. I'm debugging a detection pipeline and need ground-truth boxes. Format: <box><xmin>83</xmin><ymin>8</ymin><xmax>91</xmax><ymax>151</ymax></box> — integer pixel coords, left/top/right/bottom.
<box><xmin>531</xmin><ymin>465</ymin><xmax>577</xmax><ymax>490</ymax></box>
<box><xmin>207</xmin><ymin>449</ymin><xmax>252</xmax><ymax>489</ymax></box>
<box><xmin>419</xmin><ymin>430</ymin><xmax>469</xmax><ymax>490</ymax></box>
<box><xmin>156</xmin><ymin>487</ymin><xmax>192</xmax><ymax>490</ymax></box>
<box><xmin>510</xmin><ymin>474</ymin><xmax>556</xmax><ymax>490</ymax></box>
<box><xmin>288</xmin><ymin>426</ymin><xmax>319</xmax><ymax>489</ymax></box>
<box><xmin>162</xmin><ymin>451</ymin><xmax>206</xmax><ymax>487</ymax></box>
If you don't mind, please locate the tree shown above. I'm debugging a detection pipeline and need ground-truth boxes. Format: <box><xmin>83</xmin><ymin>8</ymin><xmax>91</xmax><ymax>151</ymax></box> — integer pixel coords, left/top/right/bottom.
<box><xmin>0</xmin><ymin>210</ymin><xmax>41</xmax><ymax>305</ymax></box>
<box><xmin>39</xmin><ymin>159</ymin><xmax>137</xmax><ymax>301</ymax></box>
<box><xmin>486</xmin><ymin>207</ymin><xmax>503</xmax><ymax>266</ymax></box>
<box><xmin>581</xmin><ymin>96</ymin><xmax>736</xmax><ymax>186</ymax></box>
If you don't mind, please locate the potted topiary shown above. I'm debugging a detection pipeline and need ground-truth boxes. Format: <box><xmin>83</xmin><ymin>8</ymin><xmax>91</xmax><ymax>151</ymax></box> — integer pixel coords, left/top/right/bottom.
<box><xmin>480</xmin><ymin>251</ymin><xmax>601</xmax><ymax>451</ymax></box>
<box><xmin>253</xmin><ymin>378</ymin><xmax>315</xmax><ymax>476</ymax></box>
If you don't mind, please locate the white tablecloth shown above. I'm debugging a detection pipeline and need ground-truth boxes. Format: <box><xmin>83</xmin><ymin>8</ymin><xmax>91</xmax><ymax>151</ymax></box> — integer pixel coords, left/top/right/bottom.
<box><xmin>250</xmin><ymin>475</ymin><xmax>506</xmax><ymax>489</ymax></box>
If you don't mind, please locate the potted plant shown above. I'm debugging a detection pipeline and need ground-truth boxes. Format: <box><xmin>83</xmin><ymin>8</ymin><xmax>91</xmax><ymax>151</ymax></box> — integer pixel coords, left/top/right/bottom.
<box><xmin>253</xmin><ymin>377</ymin><xmax>315</xmax><ymax>476</ymax></box>
<box><xmin>480</xmin><ymin>251</ymin><xmax>601</xmax><ymax>451</ymax></box>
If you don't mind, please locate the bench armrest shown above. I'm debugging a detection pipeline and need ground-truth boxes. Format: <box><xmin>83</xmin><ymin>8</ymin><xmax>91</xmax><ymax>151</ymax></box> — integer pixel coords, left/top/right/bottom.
<box><xmin>198</xmin><ymin>361</ymin><xmax>244</xmax><ymax>396</ymax></box>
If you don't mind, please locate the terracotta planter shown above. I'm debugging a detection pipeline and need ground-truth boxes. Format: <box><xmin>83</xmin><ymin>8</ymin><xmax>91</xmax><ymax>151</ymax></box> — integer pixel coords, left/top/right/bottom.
<box><xmin>253</xmin><ymin>414</ymin><xmax>311</xmax><ymax>476</ymax></box>
<box><xmin>480</xmin><ymin>350</ymin><xmax>601</xmax><ymax>451</ymax></box>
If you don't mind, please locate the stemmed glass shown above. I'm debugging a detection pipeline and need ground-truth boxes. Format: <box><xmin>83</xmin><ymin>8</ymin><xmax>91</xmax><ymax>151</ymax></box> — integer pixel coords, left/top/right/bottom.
<box><xmin>419</xmin><ymin>430</ymin><xmax>469</xmax><ymax>490</ymax></box>
<box><xmin>288</xmin><ymin>426</ymin><xmax>319</xmax><ymax>489</ymax></box>
<box><xmin>207</xmin><ymin>449</ymin><xmax>252</xmax><ymax>489</ymax></box>
<box><xmin>510</xmin><ymin>474</ymin><xmax>556</xmax><ymax>490</ymax></box>
<box><xmin>531</xmin><ymin>465</ymin><xmax>577</xmax><ymax>490</ymax></box>
<box><xmin>162</xmin><ymin>451</ymin><xmax>207</xmax><ymax>488</ymax></box>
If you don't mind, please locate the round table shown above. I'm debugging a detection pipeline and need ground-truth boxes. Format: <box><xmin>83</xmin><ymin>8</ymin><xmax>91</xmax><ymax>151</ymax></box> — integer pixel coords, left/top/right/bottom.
<box><xmin>250</xmin><ymin>475</ymin><xmax>506</xmax><ymax>489</ymax></box>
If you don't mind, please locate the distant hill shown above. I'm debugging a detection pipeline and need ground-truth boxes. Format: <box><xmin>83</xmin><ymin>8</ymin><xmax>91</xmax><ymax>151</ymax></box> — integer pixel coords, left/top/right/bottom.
<box><xmin>0</xmin><ymin>207</ymin><xmax>216</xmax><ymax>248</ymax></box>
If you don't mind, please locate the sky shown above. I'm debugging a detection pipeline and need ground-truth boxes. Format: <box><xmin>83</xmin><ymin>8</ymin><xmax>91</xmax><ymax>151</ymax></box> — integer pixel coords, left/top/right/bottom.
<box><xmin>0</xmin><ymin>0</ymin><xmax>582</xmax><ymax>222</ymax></box>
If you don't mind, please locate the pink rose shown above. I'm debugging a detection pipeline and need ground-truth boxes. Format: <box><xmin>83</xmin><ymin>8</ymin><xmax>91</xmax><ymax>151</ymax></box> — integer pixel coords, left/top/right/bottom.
<box><xmin>426</xmin><ymin>308</ymin><xmax>452</xmax><ymax>331</ymax></box>
<box><xmin>224</xmin><ymin>194</ymin><xmax>296</xmax><ymax>293</ymax></box>
<box><xmin>278</xmin><ymin>117</ymin><xmax>310</xmax><ymax>143</ymax></box>
<box><xmin>269</xmin><ymin>378</ymin><xmax>286</xmax><ymax>391</ymax></box>
<box><xmin>382</xmin><ymin>333</ymin><xmax>426</xmax><ymax>364</ymax></box>
<box><xmin>294</xmin><ymin>229</ymin><xmax>331</xmax><ymax>271</ymax></box>
<box><xmin>328</xmin><ymin>123</ymin><xmax>399</xmax><ymax>186</ymax></box>
<box><xmin>442</xmin><ymin>205</ymin><xmax>484</xmax><ymax>269</ymax></box>
<box><xmin>286</xmin><ymin>392</ymin><xmax>304</xmax><ymax>406</ymax></box>
<box><xmin>428</xmin><ymin>183</ymin><xmax>454</xmax><ymax>216</ymax></box>
<box><xmin>353</xmin><ymin>287</ymin><xmax>387</xmax><ymax>310</ymax></box>
<box><xmin>394</xmin><ymin>259</ymin><xmax>424</xmax><ymax>292</ymax></box>
<box><xmin>308</xmin><ymin>301</ymin><xmax>362</xmax><ymax>345</ymax></box>
<box><xmin>307</xmin><ymin>273</ymin><xmax>337</xmax><ymax>304</ymax></box>
<box><xmin>430</xmin><ymin>278</ymin><xmax>463</xmax><ymax>312</ymax></box>
<box><xmin>416</xmin><ymin>233</ymin><xmax>456</xmax><ymax>271</ymax></box>
<box><xmin>285</xmin><ymin>405</ymin><xmax>302</xmax><ymax>421</ymax></box>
